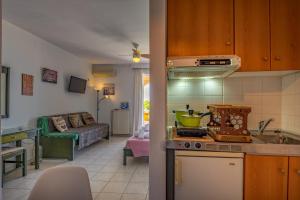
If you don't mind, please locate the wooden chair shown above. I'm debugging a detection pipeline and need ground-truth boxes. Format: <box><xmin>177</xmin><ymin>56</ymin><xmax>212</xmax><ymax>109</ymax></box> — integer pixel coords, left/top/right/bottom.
<box><xmin>1</xmin><ymin>147</ymin><xmax>27</xmax><ymax>187</ymax></box>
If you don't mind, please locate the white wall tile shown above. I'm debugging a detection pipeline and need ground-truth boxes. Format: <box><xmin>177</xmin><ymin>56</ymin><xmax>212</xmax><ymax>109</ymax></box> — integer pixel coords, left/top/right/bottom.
<box><xmin>242</xmin><ymin>77</ymin><xmax>262</xmax><ymax>95</ymax></box>
<box><xmin>204</xmin><ymin>79</ymin><xmax>223</xmax><ymax>96</ymax></box>
<box><xmin>247</xmin><ymin>113</ymin><xmax>262</xmax><ymax>130</ymax></box>
<box><xmin>262</xmin><ymin>77</ymin><xmax>282</xmax><ymax>95</ymax></box>
<box><xmin>244</xmin><ymin>95</ymin><xmax>262</xmax><ymax>105</ymax></box>
<box><xmin>185</xmin><ymin>80</ymin><xmax>204</xmax><ymax>96</ymax></box>
<box><xmin>282</xmin><ymin>73</ymin><xmax>296</xmax><ymax>95</ymax></box>
<box><xmin>223</xmin><ymin>78</ymin><xmax>243</xmax><ymax>96</ymax></box>
<box><xmin>167</xmin><ymin>75</ymin><xmax>287</xmax><ymax>132</ymax></box>
<box><xmin>261</xmin><ymin>114</ymin><xmax>281</xmax><ymax>130</ymax></box>
<box><xmin>223</xmin><ymin>95</ymin><xmax>244</xmax><ymax>104</ymax></box>
<box><xmin>281</xmin><ymin>72</ymin><xmax>300</xmax><ymax>135</ymax></box>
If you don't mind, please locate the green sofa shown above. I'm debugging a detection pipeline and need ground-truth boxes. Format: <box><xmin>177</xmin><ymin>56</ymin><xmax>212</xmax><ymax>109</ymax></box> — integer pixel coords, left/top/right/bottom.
<box><xmin>37</xmin><ymin>112</ymin><xmax>109</xmax><ymax>161</ymax></box>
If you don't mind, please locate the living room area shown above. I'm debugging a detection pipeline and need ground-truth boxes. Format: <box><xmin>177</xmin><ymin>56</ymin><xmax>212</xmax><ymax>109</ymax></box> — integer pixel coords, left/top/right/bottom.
<box><xmin>1</xmin><ymin>0</ymin><xmax>149</xmax><ymax>200</ymax></box>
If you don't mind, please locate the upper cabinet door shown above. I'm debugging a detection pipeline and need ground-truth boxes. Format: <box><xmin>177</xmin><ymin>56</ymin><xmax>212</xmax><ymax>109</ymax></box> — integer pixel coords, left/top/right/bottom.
<box><xmin>244</xmin><ymin>155</ymin><xmax>288</xmax><ymax>200</ymax></box>
<box><xmin>270</xmin><ymin>0</ymin><xmax>300</xmax><ymax>70</ymax></box>
<box><xmin>167</xmin><ymin>0</ymin><xmax>234</xmax><ymax>57</ymax></box>
<box><xmin>288</xmin><ymin>157</ymin><xmax>300</xmax><ymax>200</ymax></box>
<box><xmin>235</xmin><ymin>0</ymin><xmax>270</xmax><ymax>71</ymax></box>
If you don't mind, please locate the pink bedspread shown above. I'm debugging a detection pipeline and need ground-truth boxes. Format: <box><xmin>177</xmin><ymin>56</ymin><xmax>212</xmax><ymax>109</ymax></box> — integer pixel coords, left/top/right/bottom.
<box><xmin>126</xmin><ymin>136</ymin><xmax>149</xmax><ymax>157</ymax></box>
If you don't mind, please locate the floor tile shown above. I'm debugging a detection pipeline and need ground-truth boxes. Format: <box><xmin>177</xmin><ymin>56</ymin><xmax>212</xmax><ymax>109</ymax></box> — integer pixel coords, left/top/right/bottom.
<box><xmin>102</xmin><ymin>182</ymin><xmax>128</xmax><ymax>193</ymax></box>
<box><xmin>3</xmin><ymin>188</ymin><xmax>30</xmax><ymax>200</ymax></box>
<box><xmin>130</xmin><ymin>174</ymin><xmax>149</xmax><ymax>183</ymax></box>
<box><xmin>92</xmin><ymin>172</ymin><xmax>115</xmax><ymax>181</ymax></box>
<box><xmin>90</xmin><ymin>181</ymin><xmax>108</xmax><ymax>192</ymax></box>
<box><xmin>121</xmin><ymin>193</ymin><xmax>146</xmax><ymax>200</ymax></box>
<box><xmin>124</xmin><ymin>182</ymin><xmax>148</xmax><ymax>194</ymax></box>
<box><xmin>111</xmin><ymin>173</ymin><xmax>133</xmax><ymax>182</ymax></box>
<box><xmin>3</xmin><ymin>137</ymin><xmax>149</xmax><ymax>200</ymax></box>
<box><xmin>95</xmin><ymin>192</ymin><xmax>122</xmax><ymax>200</ymax></box>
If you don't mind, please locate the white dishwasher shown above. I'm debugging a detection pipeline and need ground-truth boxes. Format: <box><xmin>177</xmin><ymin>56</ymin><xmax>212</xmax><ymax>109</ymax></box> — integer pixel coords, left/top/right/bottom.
<box><xmin>175</xmin><ymin>151</ymin><xmax>244</xmax><ymax>200</ymax></box>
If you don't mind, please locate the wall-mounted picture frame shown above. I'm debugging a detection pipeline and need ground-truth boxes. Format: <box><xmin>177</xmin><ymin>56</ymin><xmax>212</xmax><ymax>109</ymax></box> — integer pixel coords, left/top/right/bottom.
<box><xmin>42</xmin><ymin>68</ymin><xmax>58</xmax><ymax>84</ymax></box>
<box><xmin>103</xmin><ymin>83</ymin><xmax>115</xmax><ymax>95</ymax></box>
<box><xmin>22</xmin><ymin>73</ymin><xmax>34</xmax><ymax>96</ymax></box>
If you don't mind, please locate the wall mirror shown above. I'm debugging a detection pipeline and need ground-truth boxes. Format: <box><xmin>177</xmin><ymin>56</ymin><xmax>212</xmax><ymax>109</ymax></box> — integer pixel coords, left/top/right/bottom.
<box><xmin>1</xmin><ymin>66</ymin><xmax>10</xmax><ymax>118</ymax></box>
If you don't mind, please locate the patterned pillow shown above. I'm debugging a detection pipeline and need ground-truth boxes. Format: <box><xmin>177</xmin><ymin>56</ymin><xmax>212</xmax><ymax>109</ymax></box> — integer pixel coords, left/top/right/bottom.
<box><xmin>52</xmin><ymin>116</ymin><xmax>68</xmax><ymax>132</ymax></box>
<box><xmin>69</xmin><ymin>114</ymin><xmax>84</xmax><ymax>128</ymax></box>
<box><xmin>82</xmin><ymin>113</ymin><xmax>96</xmax><ymax>125</ymax></box>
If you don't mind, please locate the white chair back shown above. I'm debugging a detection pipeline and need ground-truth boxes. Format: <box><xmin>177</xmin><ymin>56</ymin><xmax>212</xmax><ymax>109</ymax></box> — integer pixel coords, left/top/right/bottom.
<box><xmin>28</xmin><ymin>166</ymin><xmax>92</xmax><ymax>200</ymax></box>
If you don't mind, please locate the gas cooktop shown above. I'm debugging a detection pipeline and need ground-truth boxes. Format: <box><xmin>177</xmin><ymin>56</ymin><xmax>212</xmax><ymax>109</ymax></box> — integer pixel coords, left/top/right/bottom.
<box><xmin>175</xmin><ymin>127</ymin><xmax>208</xmax><ymax>137</ymax></box>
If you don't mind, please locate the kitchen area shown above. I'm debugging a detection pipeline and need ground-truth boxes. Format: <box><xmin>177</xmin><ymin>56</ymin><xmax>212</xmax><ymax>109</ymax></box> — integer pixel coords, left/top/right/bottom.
<box><xmin>161</xmin><ymin>0</ymin><xmax>300</xmax><ymax>200</ymax></box>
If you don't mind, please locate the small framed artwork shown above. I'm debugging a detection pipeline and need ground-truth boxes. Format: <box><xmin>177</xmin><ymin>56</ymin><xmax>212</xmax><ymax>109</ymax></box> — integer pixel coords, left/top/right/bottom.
<box><xmin>42</xmin><ymin>68</ymin><xmax>58</xmax><ymax>84</ymax></box>
<box><xmin>22</xmin><ymin>74</ymin><xmax>34</xmax><ymax>96</ymax></box>
<box><xmin>103</xmin><ymin>83</ymin><xmax>115</xmax><ymax>95</ymax></box>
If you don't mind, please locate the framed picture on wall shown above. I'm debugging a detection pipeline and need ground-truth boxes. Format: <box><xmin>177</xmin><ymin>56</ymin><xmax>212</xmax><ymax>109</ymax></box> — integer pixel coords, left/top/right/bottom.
<box><xmin>22</xmin><ymin>73</ymin><xmax>34</xmax><ymax>96</ymax></box>
<box><xmin>41</xmin><ymin>68</ymin><xmax>58</xmax><ymax>84</ymax></box>
<box><xmin>103</xmin><ymin>83</ymin><xmax>115</xmax><ymax>95</ymax></box>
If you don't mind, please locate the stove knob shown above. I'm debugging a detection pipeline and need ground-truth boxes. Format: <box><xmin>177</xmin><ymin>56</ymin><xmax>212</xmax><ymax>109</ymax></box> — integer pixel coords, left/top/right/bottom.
<box><xmin>195</xmin><ymin>143</ymin><xmax>202</xmax><ymax>149</ymax></box>
<box><xmin>184</xmin><ymin>142</ymin><xmax>191</xmax><ymax>149</ymax></box>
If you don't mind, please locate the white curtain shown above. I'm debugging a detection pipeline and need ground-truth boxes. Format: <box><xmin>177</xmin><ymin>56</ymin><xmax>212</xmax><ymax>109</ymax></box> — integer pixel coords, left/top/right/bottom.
<box><xmin>132</xmin><ymin>69</ymin><xmax>144</xmax><ymax>136</ymax></box>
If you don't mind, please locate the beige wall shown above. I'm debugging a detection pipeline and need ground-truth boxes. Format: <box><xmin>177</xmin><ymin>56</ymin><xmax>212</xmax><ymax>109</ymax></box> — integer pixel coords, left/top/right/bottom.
<box><xmin>282</xmin><ymin>72</ymin><xmax>300</xmax><ymax>135</ymax></box>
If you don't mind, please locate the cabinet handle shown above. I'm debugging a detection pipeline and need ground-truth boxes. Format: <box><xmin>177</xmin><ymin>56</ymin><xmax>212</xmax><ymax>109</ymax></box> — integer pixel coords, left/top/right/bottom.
<box><xmin>297</xmin><ymin>170</ymin><xmax>300</xmax><ymax>176</ymax></box>
<box><xmin>225</xmin><ymin>41</ymin><xmax>231</xmax><ymax>46</ymax></box>
<box><xmin>279</xmin><ymin>168</ymin><xmax>286</xmax><ymax>175</ymax></box>
<box><xmin>175</xmin><ymin>158</ymin><xmax>182</xmax><ymax>185</ymax></box>
<box><xmin>275</xmin><ymin>56</ymin><xmax>281</xmax><ymax>61</ymax></box>
<box><xmin>263</xmin><ymin>57</ymin><xmax>268</xmax><ymax>61</ymax></box>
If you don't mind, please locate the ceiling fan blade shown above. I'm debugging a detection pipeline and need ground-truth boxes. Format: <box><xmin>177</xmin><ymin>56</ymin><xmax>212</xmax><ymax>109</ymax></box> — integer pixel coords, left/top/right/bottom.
<box><xmin>141</xmin><ymin>54</ymin><xmax>150</xmax><ymax>59</ymax></box>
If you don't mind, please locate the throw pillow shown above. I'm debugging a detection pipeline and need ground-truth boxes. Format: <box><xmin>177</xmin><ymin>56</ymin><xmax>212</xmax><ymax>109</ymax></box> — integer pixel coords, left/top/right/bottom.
<box><xmin>52</xmin><ymin>116</ymin><xmax>68</xmax><ymax>132</ymax></box>
<box><xmin>82</xmin><ymin>113</ymin><xmax>96</xmax><ymax>125</ymax></box>
<box><xmin>69</xmin><ymin>114</ymin><xmax>84</xmax><ymax>128</ymax></box>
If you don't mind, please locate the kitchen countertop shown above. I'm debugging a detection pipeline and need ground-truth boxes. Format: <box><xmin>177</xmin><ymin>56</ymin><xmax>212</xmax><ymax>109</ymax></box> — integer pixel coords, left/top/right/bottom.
<box><xmin>166</xmin><ymin>129</ymin><xmax>300</xmax><ymax>156</ymax></box>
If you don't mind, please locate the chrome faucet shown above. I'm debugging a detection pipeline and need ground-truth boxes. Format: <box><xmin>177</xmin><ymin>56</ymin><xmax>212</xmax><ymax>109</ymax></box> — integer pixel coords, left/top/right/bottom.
<box><xmin>258</xmin><ymin>118</ymin><xmax>273</xmax><ymax>135</ymax></box>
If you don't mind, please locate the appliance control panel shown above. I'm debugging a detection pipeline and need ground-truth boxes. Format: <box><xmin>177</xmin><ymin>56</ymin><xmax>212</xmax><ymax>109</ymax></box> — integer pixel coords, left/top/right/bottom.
<box><xmin>171</xmin><ymin>141</ymin><xmax>205</xmax><ymax>150</ymax></box>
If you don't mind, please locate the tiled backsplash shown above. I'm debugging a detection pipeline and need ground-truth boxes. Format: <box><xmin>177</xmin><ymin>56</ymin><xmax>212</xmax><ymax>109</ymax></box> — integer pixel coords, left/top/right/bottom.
<box><xmin>167</xmin><ymin>76</ymin><xmax>282</xmax><ymax>130</ymax></box>
<box><xmin>282</xmin><ymin>72</ymin><xmax>300</xmax><ymax>134</ymax></box>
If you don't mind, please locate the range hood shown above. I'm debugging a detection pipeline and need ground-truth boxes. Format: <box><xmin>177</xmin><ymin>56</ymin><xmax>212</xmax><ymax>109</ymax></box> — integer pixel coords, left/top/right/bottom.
<box><xmin>167</xmin><ymin>55</ymin><xmax>241</xmax><ymax>79</ymax></box>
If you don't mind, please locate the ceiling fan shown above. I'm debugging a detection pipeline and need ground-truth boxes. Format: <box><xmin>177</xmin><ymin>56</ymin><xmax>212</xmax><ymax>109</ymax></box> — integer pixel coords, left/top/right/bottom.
<box><xmin>119</xmin><ymin>42</ymin><xmax>149</xmax><ymax>63</ymax></box>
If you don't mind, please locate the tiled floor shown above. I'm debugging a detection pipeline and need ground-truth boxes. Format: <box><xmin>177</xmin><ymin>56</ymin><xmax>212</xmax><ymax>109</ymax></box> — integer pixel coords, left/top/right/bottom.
<box><xmin>3</xmin><ymin>137</ymin><xmax>149</xmax><ymax>200</ymax></box>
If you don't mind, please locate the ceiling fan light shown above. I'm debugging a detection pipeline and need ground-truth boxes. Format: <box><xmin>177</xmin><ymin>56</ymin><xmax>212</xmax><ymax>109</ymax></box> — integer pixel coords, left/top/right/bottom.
<box><xmin>132</xmin><ymin>56</ymin><xmax>141</xmax><ymax>63</ymax></box>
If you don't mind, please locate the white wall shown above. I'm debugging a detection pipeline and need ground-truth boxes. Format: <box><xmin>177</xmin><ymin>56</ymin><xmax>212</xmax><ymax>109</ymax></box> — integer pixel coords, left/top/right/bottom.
<box><xmin>149</xmin><ymin>0</ymin><xmax>167</xmax><ymax>199</ymax></box>
<box><xmin>282</xmin><ymin>72</ymin><xmax>300</xmax><ymax>135</ymax></box>
<box><xmin>93</xmin><ymin>65</ymin><xmax>135</xmax><ymax>130</ymax></box>
<box><xmin>1</xmin><ymin>20</ymin><xmax>96</xmax><ymax>129</ymax></box>
<box><xmin>168</xmin><ymin>76</ymin><xmax>282</xmax><ymax>130</ymax></box>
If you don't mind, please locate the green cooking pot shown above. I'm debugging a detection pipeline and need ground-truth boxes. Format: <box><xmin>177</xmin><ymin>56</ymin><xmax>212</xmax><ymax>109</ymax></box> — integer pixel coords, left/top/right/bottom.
<box><xmin>178</xmin><ymin>112</ymin><xmax>212</xmax><ymax>127</ymax></box>
<box><xmin>174</xmin><ymin>110</ymin><xmax>188</xmax><ymax>122</ymax></box>
<box><xmin>180</xmin><ymin>114</ymin><xmax>201</xmax><ymax>127</ymax></box>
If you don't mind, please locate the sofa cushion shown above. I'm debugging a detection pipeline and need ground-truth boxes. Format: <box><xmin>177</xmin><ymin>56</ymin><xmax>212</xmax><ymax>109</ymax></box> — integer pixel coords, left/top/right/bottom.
<box><xmin>48</xmin><ymin>114</ymin><xmax>71</xmax><ymax>132</ymax></box>
<box><xmin>69</xmin><ymin>114</ymin><xmax>84</xmax><ymax>128</ymax></box>
<box><xmin>52</xmin><ymin>116</ymin><xmax>68</xmax><ymax>132</ymax></box>
<box><xmin>82</xmin><ymin>113</ymin><xmax>96</xmax><ymax>125</ymax></box>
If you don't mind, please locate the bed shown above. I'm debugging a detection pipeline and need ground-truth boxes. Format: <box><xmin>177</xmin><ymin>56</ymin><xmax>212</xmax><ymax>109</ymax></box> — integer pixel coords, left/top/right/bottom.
<box><xmin>123</xmin><ymin>136</ymin><xmax>149</xmax><ymax>165</ymax></box>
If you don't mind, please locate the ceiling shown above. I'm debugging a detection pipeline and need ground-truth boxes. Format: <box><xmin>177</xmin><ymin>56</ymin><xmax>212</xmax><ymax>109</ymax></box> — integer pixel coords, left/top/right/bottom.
<box><xmin>3</xmin><ymin>0</ymin><xmax>149</xmax><ymax>64</ymax></box>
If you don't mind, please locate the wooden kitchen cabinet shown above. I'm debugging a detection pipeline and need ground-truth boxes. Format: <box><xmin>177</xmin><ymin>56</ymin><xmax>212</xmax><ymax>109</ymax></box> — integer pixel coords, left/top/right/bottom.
<box><xmin>235</xmin><ymin>0</ymin><xmax>270</xmax><ymax>72</ymax></box>
<box><xmin>270</xmin><ymin>0</ymin><xmax>300</xmax><ymax>70</ymax></box>
<box><xmin>288</xmin><ymin>157</ymin><xmax>300</xmax><ymax>200</ymax></box>
<box><xmin>244</xmin><ymin>155</ymin><xmax>288</xmax><ymax>200</ymax></box>
<box><xmin>167</xmin><ymin>0</ymin><xmax>234</xmax><ymax>57</ymax></box>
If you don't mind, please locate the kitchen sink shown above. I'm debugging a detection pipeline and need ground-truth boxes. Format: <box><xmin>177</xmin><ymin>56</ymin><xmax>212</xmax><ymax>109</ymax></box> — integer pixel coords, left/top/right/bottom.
<box><xmin>252</xmin><ymin>131</ymin><xmax>300</xmax><ymax>145</ymax></box>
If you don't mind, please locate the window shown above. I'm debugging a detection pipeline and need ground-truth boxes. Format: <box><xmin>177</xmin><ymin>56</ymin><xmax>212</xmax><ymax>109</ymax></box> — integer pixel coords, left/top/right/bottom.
<box><xmin>143</xmin><ymin>74</ymin><xmax>150</xmax><ymax>123</ymax></box>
